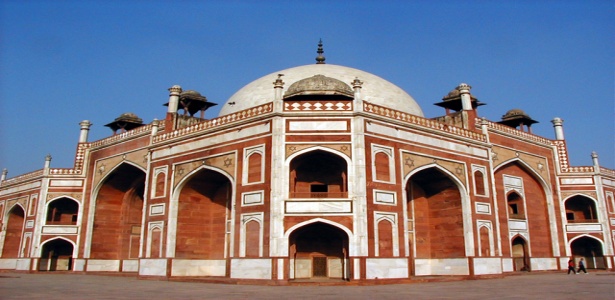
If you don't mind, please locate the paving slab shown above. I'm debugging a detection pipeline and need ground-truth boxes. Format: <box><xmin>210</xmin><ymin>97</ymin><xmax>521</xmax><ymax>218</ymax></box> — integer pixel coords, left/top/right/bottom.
<box><xmin>0</xmin><ymin>271</ymin><xmax>613</xmax><ymax>300</ymax></box>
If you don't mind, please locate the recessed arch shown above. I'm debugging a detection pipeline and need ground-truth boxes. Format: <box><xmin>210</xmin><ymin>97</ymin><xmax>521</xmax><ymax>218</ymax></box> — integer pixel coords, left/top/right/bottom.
<box><xmin>569</xmin><ymin>235</ymin><xmax>606</xmax><ymax>269</ymax></box>
<box><xmin>288</xmin><ymin>221</ymin><xmax>350</xmax><ymax>280</ymax></box>
<box><xmin>288</xmin><ymin>148</ymin><xmax>349</xmax><ymax>198</ymax></box>
<box><xmin>1</xmin><ymin>204</ymin><xmax>26</xmax><ymax>258</ymax></box>
<box><xmin>404</xmin><ymin>164</ymin><xmax>471</xmax><ymax>259</ymax></box>
<box><xmin>89</xmin><ymin>162</ymin><xmax>146</xmax><ymax>260</ymax></box>
<box><xmin>511</xmin><ymin>235</ymin><xmax>530</xmax><ymax>271</ymax></box>
<box><xmin>172</xmin><ymin>165</ymin><xmax>233</xmax><ymax>259</ymax></box>
<box><xmin>38</xmin><ymin>237</ymin><xmax>75</xmax><ymax>271</ymax></box>
<box><xmin>45</xmin><ymin>197</ymin><xmax>80</xmax><ymax>225</ymax></box>
<box><xmin>494</xmin><ymin>158</ymin><xmax>560</xmax><ymax>257</ymax></box>
<box><xmin>563</xmin><ymin>194</ymin><xmax>599</xmax><ymax>223</ymax></box>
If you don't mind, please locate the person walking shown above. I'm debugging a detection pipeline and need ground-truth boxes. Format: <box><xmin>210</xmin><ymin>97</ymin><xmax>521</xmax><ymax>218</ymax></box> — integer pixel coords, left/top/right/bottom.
<box><xmin>577</xmin><ymin>258</ymin><xmax>588</xmax><ymax>274</ymax></box>
<box><xmin>567</xmin><ymin>258</ymin><xmax>577</xmax><ymax>274</ymax></box>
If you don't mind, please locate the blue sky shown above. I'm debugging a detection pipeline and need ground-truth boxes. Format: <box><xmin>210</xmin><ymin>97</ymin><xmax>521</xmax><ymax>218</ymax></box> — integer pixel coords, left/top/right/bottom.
<box><xmin>0</xmin><ymin>0</ymin><xmax>613</xmax><ymax>177</ymax></box>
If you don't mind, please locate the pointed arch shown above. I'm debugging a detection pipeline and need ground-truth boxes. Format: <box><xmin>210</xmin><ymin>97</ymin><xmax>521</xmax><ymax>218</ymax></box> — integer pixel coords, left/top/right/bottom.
<box><xmin>38</xmin><ymin>237</ymin><xmax>75</xmax><ymax>271</ymax></box>
<box><xmin>86</xmin><ymin>162</ymin><xmax>146</xmax><ymax>260</ymax></box>
<box><xmin>168</xmin><ymin>165</ymin><xmax>234</xmax><ymax>259</ymax></box>
<box><xmin>404</xmin><ymin>163</ymin><xmax>474</xmax><ymax>258</ymax></box>
<box><xmin>45</xmin><ymin>196</ymin><xmax>80</xmax><ymax>225</ymax></box>
<box><xmin>1</xmin><ymin>204</ymin><xmax>26</xmax><ymax>258</ymax></box>
<box><xmin>494</xmin><ymin>158</ymin><xmax>561</xmax><ymax>257</ymax></box>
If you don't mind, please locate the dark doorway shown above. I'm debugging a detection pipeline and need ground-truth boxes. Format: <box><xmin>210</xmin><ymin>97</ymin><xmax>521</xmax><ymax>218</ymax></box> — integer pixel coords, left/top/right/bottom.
<box><xmin>289</xmin><ymin>222</ymin><xmax>348</xmax><ymax>279</ymax></box>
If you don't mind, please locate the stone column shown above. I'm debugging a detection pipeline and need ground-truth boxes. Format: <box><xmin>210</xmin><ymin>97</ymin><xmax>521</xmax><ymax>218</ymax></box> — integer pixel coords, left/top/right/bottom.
<box><xmin>273</xmin><ymin>74</ymin><xmax>285</xmax><ymax>112</ymax></box>
<box><xmin>78</xmin><ymin>120</ymin><xmax>92</xmax><ymax>143</ymax></box>
<box><xmin>43</xmin><ymin>154</ymin><xmax>52</xmax><ymax>175</ymax></box>
<box><xmin>0</xmin><ymin>168</ymin><xmax>7</xmax><ymax>182</ymax></box>
<box><xmin>458</xmin><ymin>83</ymin><xmax>472</xmax><ymax>111</ymax></box>
<box><xmin>151</xmin><ymin>119</ymin><xmax>160</xmax><ymax>136</ymax></box>
<box><xmin>167</xmin><ymin>85</ymin><xmax>182</xmax><ymax>114</ymax></box>
<box><xmin>591</xmin><ymin>151</ymin><xmax>600</xmax><ymax>173</ymax></box>
<box><xmin>551</xmin><ymin>117</ymin><xmax>565</xmax><ymax>140</ymax></box>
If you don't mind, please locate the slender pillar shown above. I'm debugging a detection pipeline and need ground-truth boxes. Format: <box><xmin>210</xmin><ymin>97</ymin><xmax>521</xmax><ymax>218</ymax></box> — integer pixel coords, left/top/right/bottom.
<box><xmin>44</xmin><ymin>154</ymin><xmax>52</xmax><ymax>175</ymax></box>
<box><xmin>591</xmin><ymin>151</ymin><xmax>600</xmax><ymax>173</ymax></box>
<box><xmin>151</xmin><ymin>119</ymin><xmax>160</xmax><ymax>136</ymax></box>
<box><xmin>551</xmin><ymin>117</ymin><xmax>565</xmax><ymax>140</ymax></box>
<box><xmin>352</xmin><ymin>77</ymin><xmax>363</xmax><ymax>112</ymax></box>
<box><xmin>273</xmin><ymin>74</ymin><xmax>285</xmax><ymax>112</ymax></box>
<box><xmin>0</xmin><ymin>168</ymin><xmax>7</xmax><ymax>182</ymax></box>
<box><xmin>78</xmin><ymin>120</ymin><xmax>92</xmax><ymax>143</ymax></box>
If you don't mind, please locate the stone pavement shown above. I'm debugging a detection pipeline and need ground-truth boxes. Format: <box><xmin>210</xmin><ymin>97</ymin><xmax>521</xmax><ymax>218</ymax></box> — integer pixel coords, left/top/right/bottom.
<box><xmin>0</xmin><ymin>271</ymin><xmax>614</xmax><ymax>300</ymax></box>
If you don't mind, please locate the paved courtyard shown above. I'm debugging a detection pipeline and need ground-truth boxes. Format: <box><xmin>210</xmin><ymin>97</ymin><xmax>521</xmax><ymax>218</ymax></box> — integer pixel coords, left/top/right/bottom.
<box><xmin>0</xmin><ymin>271</ymin><xmax>613</xmax><ymax>299</ymax></box>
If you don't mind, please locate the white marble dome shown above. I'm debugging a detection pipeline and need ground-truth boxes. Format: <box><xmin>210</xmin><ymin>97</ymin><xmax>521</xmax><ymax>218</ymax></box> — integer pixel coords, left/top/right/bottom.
<box><xmin>219</xmin><ymin>64</ymin><xmax>424</xmax><ymax>117</ymax></box>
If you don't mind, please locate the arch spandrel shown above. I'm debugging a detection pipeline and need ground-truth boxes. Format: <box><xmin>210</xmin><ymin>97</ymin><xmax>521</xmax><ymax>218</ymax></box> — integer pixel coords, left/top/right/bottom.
<box><xmin>92</xmin><ymin>149</ymin><xmax>148</xmax><ymax>186</ymax></box>
<box><xmin>402</xmin><ymin>152</ymin><xmax>466</xmax><ymax>186</ymax></box>
<box><xmin>491</xmin><ymin>146</ymin><xmax>549</xmax><ymax>182</ymax></box>
<box><xmin>286</xmin><ymin>144</ymin><xmax>352</xmax><ymax>159</ymax></box>
<box><xmin>173</xmin><ymin>152</ymin><xmax>236</xmax><ymax>188</ymax></box>
<box><xmin>46</xmin><ymin>193</ymin><xmax>82</xmax><ymax>203</ymax></box>
<box><xmin>561</xmin><ymin>191</ymin><xmax>597</xmax><ymax>200</ymax></box>
<box><xmin>6</xmin><ymin>196</ymin><xmax>28</xmax><ymax>212</ymax></box>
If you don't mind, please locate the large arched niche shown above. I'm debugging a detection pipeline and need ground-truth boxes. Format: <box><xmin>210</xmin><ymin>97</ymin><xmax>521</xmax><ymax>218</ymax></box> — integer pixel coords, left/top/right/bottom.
<box><xmin>494</xmin><ymin>160</ymin><xmax>554</xmax><ymax>257</ymax></box>
<box><xmin>90</xmin><ymin>163</ymin><xmax>146</xmax><ymax>260</ymax></box>
<box><xmin>2</xmin><ymin>204</ymin><xmax>26</xmax><ymax>258</ymax></box>
<box><xmin>287</xmin><ymin>220</ymin><xmax>350</xmax><ymax>280</ymax></box>
<box><xmin>174</xmin><ymin>167</ymin><xmax>232</xmax><ymax>259</ymax></box>
<box><xmin>405</xmin><ymin>165</ymin><xmax>467</xmax><ymax>259</ymax></box>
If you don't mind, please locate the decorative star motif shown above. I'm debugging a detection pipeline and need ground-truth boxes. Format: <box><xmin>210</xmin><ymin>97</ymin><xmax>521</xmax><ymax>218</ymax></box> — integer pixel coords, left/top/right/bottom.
<box><xmin>177</xmin><ymin>168</ymin><xmax>184</xmax><ymax>176</ymax></box>
<box><xmin>224</xmin><ymin>157</ymin><xmax>233</xmax><ymax>167</ymax></box>
<box><xmin>537</xmin><ymin>162</ymin><xmax>544</xmax><ymax>172</ymax></box>
<box><xmin>340</xmin><ymin>145</ymin><xmax>348</xmax><ymax>151</ymax></box>
<box><xmin>405</xmin><ymin>157</ymin><xmax>415</xmax><ymax>168</ymax></box>
<box><xmin>289</xmin><ymin>146</ymin><xmax>297</xmax><ymax>152</ymax></box>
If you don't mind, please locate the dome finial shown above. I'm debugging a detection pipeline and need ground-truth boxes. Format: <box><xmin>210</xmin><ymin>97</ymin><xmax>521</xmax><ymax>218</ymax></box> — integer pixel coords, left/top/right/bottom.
<box><xmin>315</xmin><ymin>39</ymin><xmax>326</xmax><ymax>64</ymax></box>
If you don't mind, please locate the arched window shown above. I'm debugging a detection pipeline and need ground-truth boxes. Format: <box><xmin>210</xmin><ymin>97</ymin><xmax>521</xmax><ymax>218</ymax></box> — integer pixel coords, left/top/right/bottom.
<box><xmin>565</xmin><ymin>196</ymin><xmax>598</xmax><ymax>223</ymax></box>
<box><xmin>289</xmin><ymin>150</ymin><xmax>348</xmax><ymax>198</ymax></box>
<box><xmin>46</xmin><ymin>198</ymin><xmax>79</xmax><ymax>225</ymax></box>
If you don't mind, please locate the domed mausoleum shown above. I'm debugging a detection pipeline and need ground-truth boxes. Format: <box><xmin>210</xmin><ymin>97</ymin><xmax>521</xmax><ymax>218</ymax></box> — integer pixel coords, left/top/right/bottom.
<box><xmin>0</xmin><ymin>42</ymin><xmax>613</xmax><ymax>284</ymax></box>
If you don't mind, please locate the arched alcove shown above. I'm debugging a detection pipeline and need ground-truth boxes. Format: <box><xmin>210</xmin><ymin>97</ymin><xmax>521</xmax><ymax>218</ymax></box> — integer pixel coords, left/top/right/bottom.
<box><xmin>289</xmin><ymin>222</ymin><xmax>349</xmax><ymax>280</ymax></box>
<box><xmin>90</xmin><ymin>163</ymin><xmax>145</xmax><ymax>259</ymax></box>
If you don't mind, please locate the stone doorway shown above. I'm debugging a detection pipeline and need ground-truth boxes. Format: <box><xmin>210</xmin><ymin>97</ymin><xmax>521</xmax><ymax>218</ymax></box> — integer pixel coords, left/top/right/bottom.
<box><xmin>571</xmin><ymin>237</ymin><xmax>605</xmax><ymax>269</ymax></box>
<box><xmin>289</xmin><ymin>222</ymin><xmax>348</xmax><ymax>280</ymax></box>
<box><xmin>39</xmin><ymin>239</ymin><xmax>74</xmax><ymax>271</ymax></box>
<box><xmin>512</xmin><ymin>236</ymin><xmax>529</xmax><ymax>271</ymax></box>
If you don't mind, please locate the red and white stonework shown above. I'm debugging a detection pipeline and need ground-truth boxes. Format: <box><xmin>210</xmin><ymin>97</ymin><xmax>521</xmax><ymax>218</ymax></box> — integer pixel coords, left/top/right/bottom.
<box><xmin>1</xmin><ymin>47</ymin><xmax>613</xmax><ymax>283</ymax></box>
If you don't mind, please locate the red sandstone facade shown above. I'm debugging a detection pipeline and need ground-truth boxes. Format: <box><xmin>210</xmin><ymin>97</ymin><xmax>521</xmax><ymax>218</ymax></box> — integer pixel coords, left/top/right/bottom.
<box><xmin>0</xmin><ymin>52</ymin><xmax>613</xmax><ymax>282</ymax></box>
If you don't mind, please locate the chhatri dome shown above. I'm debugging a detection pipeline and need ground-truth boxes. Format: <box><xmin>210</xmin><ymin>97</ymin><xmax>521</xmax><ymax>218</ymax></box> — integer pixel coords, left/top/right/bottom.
<box><xmin>219</xmin><ymin>41</ymin><xmax>424</xmax><ymax>117</ymax></box>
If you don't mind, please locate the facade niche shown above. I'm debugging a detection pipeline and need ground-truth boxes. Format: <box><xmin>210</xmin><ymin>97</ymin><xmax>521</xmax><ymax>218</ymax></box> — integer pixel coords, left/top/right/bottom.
<box><xmin>289</xmin><ymin>150</ymin><xmax>348</xmax><ymax>198</ymax></box>
<box><xmin>565</xmin><ymin>195</ymin><xmax>598</xmax><ymax>223</ymax></box>
<box><xmin>46</xmin><ymin>198</ymin><xmax>79</xmax><ymax>225</ymax></box>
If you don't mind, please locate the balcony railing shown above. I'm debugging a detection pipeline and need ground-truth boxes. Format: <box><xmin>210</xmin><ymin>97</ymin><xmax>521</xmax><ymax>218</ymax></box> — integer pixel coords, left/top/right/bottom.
<box><xmin>567</xmin><ymin>219</ymin><xmax>599</xmax><ymax>224</ymax></box>
<box><xmin>509</xmin><ymin>213</ymin><xmax>526</xmax><ymax>220</ymax></box>
<box><xmin>289</xmin><ymin>192</ymin><xmax>348</xmax><ymax>199</ymax></box>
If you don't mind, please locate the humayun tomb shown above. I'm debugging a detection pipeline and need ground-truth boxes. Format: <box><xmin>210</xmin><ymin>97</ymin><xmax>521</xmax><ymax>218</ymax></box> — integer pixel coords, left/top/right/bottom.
<box><xmin>0</xmin><ymin>42</ymin><xmax>613</xmax><ymax>283</ymax></box>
